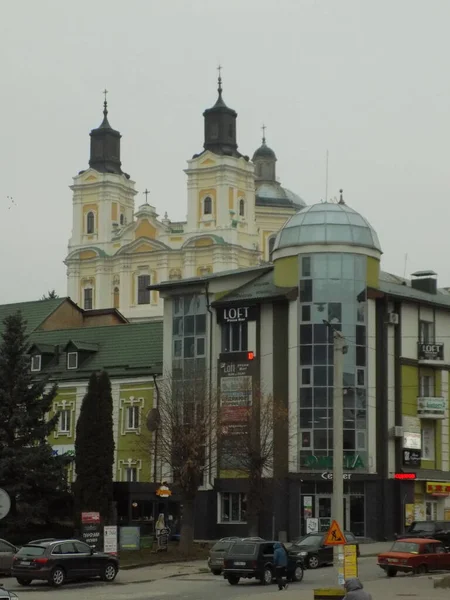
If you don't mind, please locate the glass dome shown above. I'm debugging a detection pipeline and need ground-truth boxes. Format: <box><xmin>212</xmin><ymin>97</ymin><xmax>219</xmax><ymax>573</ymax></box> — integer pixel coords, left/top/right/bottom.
<box><xmin>273</xmin><ymin>202</ymin><xmax>381</xmax><ymax>252</ymax></box>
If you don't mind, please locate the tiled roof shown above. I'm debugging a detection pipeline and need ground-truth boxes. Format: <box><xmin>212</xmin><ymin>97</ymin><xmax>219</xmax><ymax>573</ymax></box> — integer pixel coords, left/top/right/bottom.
<box><xmin>148</xmin><ymin>265</ymin><xmax>271</xmax><ymax>291</ymax></box>
<box><xmin>379</xmin><ymin>270</ymin><xmax>450</xmax><ymax>308</ymax></box>
<box><xmin>0</xmin><ymin>298</ymin><xmax>68</xmax><ymax>336</ymax></box>
<box><xmin>28</xmin><ymin>321</ymin><xmax>163</xmax><ymax>381</ymax></box>
<box><xmin>213</xmin><ymin>269</ymin><xmax>296</xmax><ymax>305</ymax></box>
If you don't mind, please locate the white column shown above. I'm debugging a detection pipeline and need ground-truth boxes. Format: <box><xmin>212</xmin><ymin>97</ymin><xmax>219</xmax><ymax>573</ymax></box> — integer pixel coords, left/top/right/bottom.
<box><xmin>67</xmin><ymin>266</ymin><xmax>80</xmax><ymax>303</ymax></box>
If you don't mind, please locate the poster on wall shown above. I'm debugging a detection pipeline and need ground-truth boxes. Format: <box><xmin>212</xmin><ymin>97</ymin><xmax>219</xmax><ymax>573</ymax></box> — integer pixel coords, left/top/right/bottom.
<box><xmin>303</xmin><ymin>496</ymin><xmax>313</xmax><ymax>520</ymax></box>
<box><xmin>405</xmin><ymin>504</ymin><xmax>414</xmax><ymax>527</ymax></box>
<box><xmin>306</xmin><ymin>518</ymin><xmax>319</xmax><ymax>534</ymax></box>
<box><xmin>414</xmin><ymin>504</ymin><xmax>426</xmax><ymax>521</ymax></box>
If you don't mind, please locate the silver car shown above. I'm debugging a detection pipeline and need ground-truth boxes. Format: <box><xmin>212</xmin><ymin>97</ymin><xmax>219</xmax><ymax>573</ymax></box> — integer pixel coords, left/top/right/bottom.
<box><xmin>0</xmin><ymin>540</ymin><xmax>18</xmax><ymax>575</ymax></box>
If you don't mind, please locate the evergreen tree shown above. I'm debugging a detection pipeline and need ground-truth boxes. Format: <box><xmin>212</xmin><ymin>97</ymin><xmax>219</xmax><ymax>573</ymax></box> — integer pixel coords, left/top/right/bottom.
<box><xmin>40</xmin><ymin>290</ymin><xmax>58</xmax><ymax>300</ymax></box>
<box><xmin>0</xmin><ymin>312</ymin><xmax>69</xmax><ymax>524</ymax></box>
<box><xmin>74</xmin><ymin>371</ymin><xmax>115</xmax><ymax>523</ymax></box>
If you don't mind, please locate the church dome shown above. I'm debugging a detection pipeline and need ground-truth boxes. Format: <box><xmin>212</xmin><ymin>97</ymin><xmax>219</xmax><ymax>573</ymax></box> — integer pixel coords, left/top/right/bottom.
<box><xmin>273</xmin><ymin>200</ymin><xmax>381</xmax><ymax>252</ymax></box>
<box><xmin>252</xmin><ymin>141</ymin><xmax>276</xmax><ymax>161</ymax></box>
<box><xmin>256</xmin><ymin>182</ymin><xmax>306</xmax><ymax>210</ymax></box>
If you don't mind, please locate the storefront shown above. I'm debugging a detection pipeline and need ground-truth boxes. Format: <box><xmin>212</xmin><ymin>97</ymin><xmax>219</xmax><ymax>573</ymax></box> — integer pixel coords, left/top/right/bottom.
<box><xmin>413</xmin><ymin>480</ymin><xmax>450</xmax><ymax>521</ymax></box>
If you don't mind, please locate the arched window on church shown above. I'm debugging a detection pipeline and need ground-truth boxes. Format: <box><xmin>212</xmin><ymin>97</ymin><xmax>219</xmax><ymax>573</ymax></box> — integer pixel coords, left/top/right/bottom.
<box><xmin>120</xmin><ymin>213</ymin><xmax>124</xmax><ymax>226</ymax></box>
<box><xmin>86</xmin><ymin>211</ymin><xmax>95</xmax><ymax>234</ymax></box>
<box><xmin>113</xmin><ymin>287</ymin><xmax>120</xmax><ymax>309</ymax></box>
<box><xmin>239</xmin><ymin>199</ymin><xmax>245</xmax><ymax>217</ymax></box>
<box><xmin>204</xmin><ymin>197</ymin><xmax>212</xmax><ymax>215</ymax></box>
<box><xmin>268</xmin><ymin>235</ymin><xmax>276</xmax><ymax>259</ymax></box>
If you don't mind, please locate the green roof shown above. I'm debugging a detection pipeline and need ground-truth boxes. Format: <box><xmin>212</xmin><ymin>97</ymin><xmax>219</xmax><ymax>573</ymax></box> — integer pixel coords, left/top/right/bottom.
<box><xmin>0</xmin><ymin>298</ymin><xmax>67</xmax><ymax>336</ymax></box>
<box><xmin>149</xmin><ymin>265</ymin><xmax>271</xmax><ymax>292</ymax></box>
<box><xmin>213</xmin><ymin>269</ymin><xmax>296</xmax><ymax>305</ymax></box>
<box><xmin>29</xmin><ymin>321</ymin><xmax>163</xmax><ymax>381</ymax></box>
<box><xmin>64</xmin><ymin>341</ymin><xmax>99</xmax><ymax>352</ymax></box>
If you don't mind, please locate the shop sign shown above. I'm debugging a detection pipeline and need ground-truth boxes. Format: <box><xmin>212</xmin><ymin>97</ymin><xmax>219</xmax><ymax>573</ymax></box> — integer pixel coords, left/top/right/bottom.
<box><xmin>402</xmin><ymin>449</ymin><xmax>421</xmax><ymax>467</ymax></box>
<box><xmin>81</xmin><ymin>522</ymin><xmax>102</xmax><ymax>550</ymax></box>
<box><xmin>321</xmin><ymin>472</ymin><xmax>353</xmax><ymax>480</ymax></box>
<box><xmin>417</xmin><ymin>397</ymin><xmax>446</xmax><ymax>419</ymax></box>
<box><xmin>418</xmin><ymin>342</ymin><xmax>444</xmax><ymax>361</ymax></box>
<box><xmin>52</xmin><ymin>445</ymin><xmax>75</xmax><ymax>458</ymax></box>
<box><xmin>217</xmin><ymin>306</ymin><xmax>257</xmax><ymax>324</ymax></box>
<box><xmin>120</xmin><ymin>526</ymin><xmax>140</xmax><ymax>550</ymax></box>
<box><xmin>395</xmin><ymin>473</ymin><xmax>417</xmax><ymax>480</ymax></box>
<box><xmin>403</xmin><ymin>432</ymin><xmax>421</xmax><ymax>450</ymax></box>
<box><xmin>426</xmin><ymin>481</ymin><xmax>450</xmax><ymax>495</ymax></box>
<box><xmin>82</xmin><ymin>512</ymin><xmax>100</xmax><ymax>524</ymax></box>
<box><xmin>103</xmin><ymin>526</ymin><xmax>118</xmax><ymax>555</ymax></box>
<box><xmin>303</xmin><ymin>454</ymin><xmax>365</xmax><ymax>470</ymax></box>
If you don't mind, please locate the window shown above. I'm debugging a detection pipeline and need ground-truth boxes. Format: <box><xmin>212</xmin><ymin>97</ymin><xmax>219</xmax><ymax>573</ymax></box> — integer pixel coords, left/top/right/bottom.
<box><xmin>31</xmin><ymin>354</ymin><xmax>41</xmax><ymax>372</ymax></box>
<box><xmin>301</xmin><ymin>367</ymin><xmax>311</xmax><ymax>385</ymax></box>
<box><xmin>222</xmin><ymin>321</ymin><xmax>248</xmax><ymax>353</ymax></box>
<box><xmin>137</xmin><ymin>274</ymin><xmax>151</xmax><ymax>305</ymax></box>
<box><xmin>126</xmin><ymin>467</ymin><xmax>137</xmax><ymax>482</ymax></box>
<box><xmin>127</xmin><ymin>406</ymin><xmax>140</xmax><ymax>430</ymax></box>
<box><xmin>268</xmin><ymin>236</ymin><xmax>276</xmax><ymax>257</ymax></box>
<box><xmin>86</xmin><ymin>211</ymin><xmax>95</xmax><ymax>234</ymax></box>
<box><xmin>74</xmin><ymin>542</ymin><xmax>91</xmax><ymax>554</ymax></box>
<box><xmin>239</xmin><ymin>199</ymin><xmax>245</xmax><ymax>217</ymax></box>
<box><xmin>421</xmin><ymin>422</ymin><xmax>435</xmax><ymax>460</ymax></box>
<box><xmin>67</xmin><ymin>352</ymin><xmax>78</xmax><ymax>370</ymax></box>
<box><xmin>59</xmin><ymin>410</ymin><xmax>71</xmax><ymax>434</ymax></box>
<box><xmin>113</xmin><ymin>287</ymin><xmax>120</xmax><ymax>309</ymax></box>
<box><xmin>120</xmin><ymin>213</ymin><xmax>124</xmax><ymax>226</ymax></box>
<box><xmin>425</xmin><ymin>501</ymin><xmax>437</xmax><ymax>521</ymax></box>
<box><xmin>83</xmin><ymin>287</ymin><xmax>93</xmax><ymax>310</ymax></box>
<box><xmin>302</xmin><ymin>256</ymin><xmax>311</xmax><ymax>277</ymax></box>
<box><xmin>420</xmin><ymin>320</ymin><xmax>434</xmax><ymax>343</ymax></box>
<box><xmin>420</xmin><ymin>374</ymin><xmax>434</xmax><ymax>397</ymax></box>
<box><xmin>219</xmin><ymin>492</ymin><xmax>247</xmax><ymax>523</ymax></box>
<box><xmin>203</xmin><ymin>196</ymin><xmax>212</xmax><ymax>215</ymax></box>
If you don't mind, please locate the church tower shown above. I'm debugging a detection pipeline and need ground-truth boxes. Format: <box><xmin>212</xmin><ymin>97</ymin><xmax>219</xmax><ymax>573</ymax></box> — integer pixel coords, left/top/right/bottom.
<box><xmin>66</xmin><ymin>96</ymin><xmax>137</xmax><ymax>309</ymax></box>
<box><xmin>185</xmin><ymin>72</ymin><xmax>258</xmax><ymax>252</ymax></box>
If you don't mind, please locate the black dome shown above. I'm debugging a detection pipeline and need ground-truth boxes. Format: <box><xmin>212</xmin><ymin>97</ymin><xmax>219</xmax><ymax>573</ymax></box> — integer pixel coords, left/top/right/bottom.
<box><xmin>252</xmin><ymin>142</ymin><xmax>276</xmax><ymax>161</ymax></box>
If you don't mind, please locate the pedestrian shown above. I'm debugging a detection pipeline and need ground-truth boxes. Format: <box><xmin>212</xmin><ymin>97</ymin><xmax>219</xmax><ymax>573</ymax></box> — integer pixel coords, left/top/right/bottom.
<box><xmin>343</xmin><ymin>578</ymin><xmax>372</xmax><ymax>600</ymax></box>
<box><xmin>273</xmin><ymin>542</ymin><xmax>288</xmax><ymax>591</ymax></box>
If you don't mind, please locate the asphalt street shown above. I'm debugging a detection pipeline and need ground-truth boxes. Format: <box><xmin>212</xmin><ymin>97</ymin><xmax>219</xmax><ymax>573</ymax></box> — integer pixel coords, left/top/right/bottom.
<box><xmin>0</xmin><ymin>557</ymin><xmax>447</xmax><ymax>600</ymax></box>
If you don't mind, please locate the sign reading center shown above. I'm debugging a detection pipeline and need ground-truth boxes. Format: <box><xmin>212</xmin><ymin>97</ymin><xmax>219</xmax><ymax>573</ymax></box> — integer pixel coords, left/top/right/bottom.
<box><xmin>217</xmin><ymin>305</ymin><xmax>257</xmax><ymax>324</ymax></box>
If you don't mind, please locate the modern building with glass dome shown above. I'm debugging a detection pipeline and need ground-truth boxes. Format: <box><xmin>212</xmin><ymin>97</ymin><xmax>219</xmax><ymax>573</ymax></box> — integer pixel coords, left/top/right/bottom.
<box><xmin>153</xmin><ymin>196</ymin><xmax>450</xmax><ymax>542</ymax></box>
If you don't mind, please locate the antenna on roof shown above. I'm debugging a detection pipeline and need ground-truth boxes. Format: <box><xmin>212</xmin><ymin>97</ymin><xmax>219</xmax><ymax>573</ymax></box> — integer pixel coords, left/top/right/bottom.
<box><xmin>325</xmin><ymin>150</ymin><xmax>329</xmax><ymax>202</ymax></box>
<box><xmin>403</xmin><ymin>253</ymin><xmax>408</xmax><ymax>278</ymax></box>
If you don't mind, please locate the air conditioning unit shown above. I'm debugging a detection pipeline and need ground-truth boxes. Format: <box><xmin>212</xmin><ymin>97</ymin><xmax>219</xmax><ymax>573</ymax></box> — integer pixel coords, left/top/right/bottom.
<box><xmin>390</xmin><ymin>426</ymin><xmax>403</xmax><ymax>438</ymax></box>
<box><xmin>387</xmin><ymin>312</ymin><xmax>399</xmax><ymax>325</ymax></box>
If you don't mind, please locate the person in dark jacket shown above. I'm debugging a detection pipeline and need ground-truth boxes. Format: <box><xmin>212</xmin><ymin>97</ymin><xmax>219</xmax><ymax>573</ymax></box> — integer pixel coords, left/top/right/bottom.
<box><xmin>273</xmin><ymin>542</ymin><xmax>288</xmax><ymax>590</ymax></box>
<box><xmin>344</xmin><ymin>578</ymin><xmax>372</xmax><ymax>600</ymax></box>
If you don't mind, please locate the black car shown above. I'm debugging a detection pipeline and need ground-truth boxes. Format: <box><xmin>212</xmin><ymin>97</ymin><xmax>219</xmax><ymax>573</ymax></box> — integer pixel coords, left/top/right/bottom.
<box><xmin>208</xmin><ymin>537</ymin><xmax>265</xmax><ymax>575</ymax></box>
<box><xmin>289</xmin><ymin>531</ymin><xmax>360</xmax><ymax>569</ymax></box>
<box><xmin>222</xmin><ymin>540</ymin><xmax>304</xmax><ymax>585</ymax></box>
<box><xmin>12</xmin><ymin>539</ymin><xmax>119</xmax><ymax>587</ymax></box>
<box><xmin>397</xmin><ymin>521</ymin><xmax>450</xmax><ymax>548</ymax></box>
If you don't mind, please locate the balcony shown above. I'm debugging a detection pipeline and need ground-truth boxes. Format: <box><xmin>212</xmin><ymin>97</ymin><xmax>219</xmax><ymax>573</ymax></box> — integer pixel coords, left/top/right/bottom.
<box><xmin>417</xmin><ymin>396</ymin><xmax>446</xmax><ymax>419</ymax></box>
<box><xmin>417</xmin><ymin>342</ymin><xmax>444</xmax><ymax>365</ymax></box>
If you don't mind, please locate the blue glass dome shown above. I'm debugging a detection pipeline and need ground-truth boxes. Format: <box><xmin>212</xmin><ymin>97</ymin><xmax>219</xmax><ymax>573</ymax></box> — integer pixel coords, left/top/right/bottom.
<box><xmin>273</xmin><ymin>202</ymin><xmax>381</xmax><ymax>252</ymax></box>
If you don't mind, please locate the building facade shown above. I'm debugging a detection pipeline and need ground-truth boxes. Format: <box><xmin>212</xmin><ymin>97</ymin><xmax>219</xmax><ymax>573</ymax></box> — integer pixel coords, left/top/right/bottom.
<box><xmin>152</xmin><ymin>199</ymin><xmax>450</xmax><ymax>541</ymax></box>
<box><xmin>65</xmin><ymin>78</ymin><xmax>305</xmax><ymax>321</ymax></box>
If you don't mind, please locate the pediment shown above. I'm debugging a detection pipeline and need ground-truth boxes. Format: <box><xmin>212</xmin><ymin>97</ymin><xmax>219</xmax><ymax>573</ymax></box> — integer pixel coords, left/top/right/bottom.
<box><xmin>134</xmin><ymin>218</ymin><xmax>157</xmax><ymax>240</ymax></box>
<box><xmin>200</xmin><ymin>158</ymin><xmax>216</xmax><ymax>167</ymax></box>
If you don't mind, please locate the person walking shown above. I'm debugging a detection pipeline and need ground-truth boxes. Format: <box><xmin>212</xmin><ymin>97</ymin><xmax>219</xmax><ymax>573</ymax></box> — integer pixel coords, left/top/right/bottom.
<box><xmin>343</xmin><ymin>578</ymin><xmax>372</xmax><ymax>600</ymax></box>
<box><xmin>273</xmin><ymin>542</ymin><xmax>288</xmax><ymax>591</ymax></box>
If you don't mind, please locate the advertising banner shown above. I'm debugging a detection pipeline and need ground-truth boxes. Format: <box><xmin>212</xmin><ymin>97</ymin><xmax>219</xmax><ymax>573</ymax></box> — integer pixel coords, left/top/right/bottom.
<box><xmin>104</xmin><ymin>526</ymin><xmax>118</xmax><ymax>555</ymax></box>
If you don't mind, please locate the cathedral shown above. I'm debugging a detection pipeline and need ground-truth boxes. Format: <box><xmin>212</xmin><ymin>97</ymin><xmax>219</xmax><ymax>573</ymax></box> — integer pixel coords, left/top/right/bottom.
<box><xmin>65</xmin><ymin>76</ymin><xmax>306</xmax><ymax>320</ymax></box>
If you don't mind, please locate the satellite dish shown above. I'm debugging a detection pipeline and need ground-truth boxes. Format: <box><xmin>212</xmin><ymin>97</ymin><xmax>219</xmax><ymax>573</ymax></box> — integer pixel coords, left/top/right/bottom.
<box><xmin>147</xmin><ymin>408</ymin><xmax>160</xmax><ymax>432</ymax></box>
<box><xmin>0</xmin><ymin>489</ymin><xmax>11</xmax><ymax>520</ymax></box>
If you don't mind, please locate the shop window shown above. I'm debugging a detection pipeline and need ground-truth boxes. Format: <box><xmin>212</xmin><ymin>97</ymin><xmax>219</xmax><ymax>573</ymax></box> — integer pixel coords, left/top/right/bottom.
<box><xmin>425</xmin><ymin>501</ymin><xmax>438</xmax><ymax>521</ymax></box>
<box><xmin>419</xmin><ymin>320</ymin><xmax>434</xmax><ymax>343</ymax></box>
<box><xmin>421</xmin><ymin>422</ymin><xmax>435</xmax><ymax>460</ymax></box>
<box><xmin>58</xmin><ymin>409</ymin><xmax>71</xmax><ymax>434</ymax></box>
<box><xmin>222</xmin><ymin>321</ymin><xmax>248</xmax><ymax>353</ymax></box>
<box><xmin>420</xmin><ymin>374</ymin><xmax>434</xmax><ymax>397</ymax></box>
<box><xmin>219</xmin><ymin>492</ymin><xmax>247</xmax><ymax>523</ymax></box>
<box><xmin>300</xmin><ymin>430</ymin><xmax>312</xmax><ymax>449</ymax></box>
<box><xmin>83</xmin><ymin>288</ymin><xmax>93</xmax><ymax>310</ymax></box>
<box><xmin>203</xmin><ymin>197</ymin><xmax>212</xmax><ymax>215</ymax></box>
<box><xmin>137</xmin><ymin>274</ymin><xmax>151</xmax><ymax>305</ymax></box>
<box><xmin>31</xmin><ymin>354</ymin><xmax>42</xmax><ymax>372</ymax></box>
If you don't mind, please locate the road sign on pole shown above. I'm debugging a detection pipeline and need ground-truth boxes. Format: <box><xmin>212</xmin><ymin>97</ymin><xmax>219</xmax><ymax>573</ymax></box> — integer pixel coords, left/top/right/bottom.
<box><xmin>324</xmin><ymin>519</ymin><xmax>347</xmax><ymax>546</ymax></box>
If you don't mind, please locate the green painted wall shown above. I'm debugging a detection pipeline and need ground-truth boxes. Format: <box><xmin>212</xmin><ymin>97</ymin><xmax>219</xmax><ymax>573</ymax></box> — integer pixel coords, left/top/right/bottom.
<box><xmin>49</xmin><ymin>387</ymin><xmax>77</xmax><ymax>445</ymax></box>
<box><xmin>401</xmin><ymin>365</ymin><xmax>418</xmax><ymax>417</ymax></box>
<box><xmin>116</xmin><ymin>381</ymin><xmax>155</xmax><ymax>482</ymax></box>
<box><xmin>273</xmin><ymin>256</ymin><xmax>298</xmax><ymax>287</ymax></box>
<box><xmin>366</xmin><ymin>256</ymin><xmax>380</xmax><ymax>288</ymax></box>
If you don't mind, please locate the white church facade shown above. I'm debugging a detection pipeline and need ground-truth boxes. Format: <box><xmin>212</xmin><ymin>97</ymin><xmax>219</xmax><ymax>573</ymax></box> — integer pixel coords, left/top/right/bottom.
<box><xmin>65</xmin><ymin>76</ymin><xmax>306</xmax><ymax>321</ymax></box>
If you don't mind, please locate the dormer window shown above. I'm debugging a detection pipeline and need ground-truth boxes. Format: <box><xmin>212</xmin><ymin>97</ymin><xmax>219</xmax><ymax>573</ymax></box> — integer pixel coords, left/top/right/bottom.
<box><xmin>31</xmin><ymin>355</ymin><xmax>42</xmax><ymax>372</ymax></box>
<box><xmin>239</xmin><ymin>199</ymin><xmax>245</xmax><ymax>217</ymax></box>
<box><xmin>86</xmin><ymin>211</ymin><xmax>95</xmax><ymax>234</ymax></box>
<box><xmin>67</xmin><ymin>352</ymin><xmax>78</xmax><ymax>370</ymax></box>
<box><xmin>203</xmin><ymin>197</ymin><xmax>212</xmax><ymax>215</ymax></box>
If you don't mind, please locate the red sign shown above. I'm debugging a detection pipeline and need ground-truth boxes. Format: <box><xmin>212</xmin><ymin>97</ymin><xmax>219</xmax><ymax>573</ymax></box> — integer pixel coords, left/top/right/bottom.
<box><xmin>394</xmin><ymin>473</ymin><xmax>416</xmax><ymax>480</ymax></box>
<box><xmin>247</xmin><ymin>351</ymin><xmax>255</xmax><ymax>360</ymax></box>
<box><xmin>81</xmin><ymin>512</ymin><xmax>100</xmax><ymax>524</ymax></box>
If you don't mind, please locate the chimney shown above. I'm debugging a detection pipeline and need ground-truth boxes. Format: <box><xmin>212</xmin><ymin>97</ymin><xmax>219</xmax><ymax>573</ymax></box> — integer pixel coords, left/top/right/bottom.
<box><xmin>410</xmin><ymin>270</ymin><xmax>437</xmax><ymax>295</ymax></box>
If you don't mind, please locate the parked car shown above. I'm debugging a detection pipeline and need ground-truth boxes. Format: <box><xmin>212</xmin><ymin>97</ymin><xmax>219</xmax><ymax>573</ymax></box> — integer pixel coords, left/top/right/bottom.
<box><xmin>12</xmin><ymin>539</ymin><xmax>119</xmax><ymax>587</ymax></box>
<box><xmin>0</xmin><ymin>539</ymin><xmax>18</xmax><ymax>575</ymax></box>
<box><xmin>28</xmin><ymin>538</ymin><xmax>57</xmax><ymax>545</ymax></box>
<box><xmin>378</xmin><ymin>537</ymin><xmax>450</xmax><ymax>577</ymax></box>
<box><xmin>289</xmin><ymin>532</ymin><xmax>360</xmax><ymax>569</ymax></box>
<box><xmin>0</xmin><ymin>585</ymin><xmax>18</xmax><ymax>599</ymax></box>
<box><xmin>208</xmin><ymin>537</ymin><xmax>242</xmax><ymax>575</ymax></box>
<box><xmin>222</xmin><ymin>540</ymin><xmax>304</xmax><ymax>585</ymax></box>
<box><xmin>397</xmin><ymin>521</ymin><xmax>450</xmax><ymax>548</ymax></box>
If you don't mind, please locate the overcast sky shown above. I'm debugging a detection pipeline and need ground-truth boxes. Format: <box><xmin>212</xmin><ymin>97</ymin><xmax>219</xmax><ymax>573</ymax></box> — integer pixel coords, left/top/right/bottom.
<box><xmin>1</xmin><ymin>0</ymin><xmax>449</xmax><ymax>303</ymax></box>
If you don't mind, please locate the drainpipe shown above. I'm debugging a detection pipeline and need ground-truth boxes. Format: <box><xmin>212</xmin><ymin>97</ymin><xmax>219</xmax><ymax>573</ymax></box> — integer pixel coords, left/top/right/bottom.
<box><xmin>152</xmin><ymin>374</ymin><xmax>160</xmax><ymax>484</ymax></box>
<box><xmin>205</xmin><ymin>282</ymin><xmax>213</xmax><ymax>487</ymax></box>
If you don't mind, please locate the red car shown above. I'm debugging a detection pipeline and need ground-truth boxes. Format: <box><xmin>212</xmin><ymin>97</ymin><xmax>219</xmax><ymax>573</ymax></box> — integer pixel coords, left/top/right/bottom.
<box><xmin>378</xmin><ymin>537</ymin><xmax>450</xmax><ymax>577</ymax></box>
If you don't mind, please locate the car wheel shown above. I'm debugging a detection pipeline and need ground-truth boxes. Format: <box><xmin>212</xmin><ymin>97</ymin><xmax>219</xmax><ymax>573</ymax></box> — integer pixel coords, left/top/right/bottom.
<box><xmin>227</xmin><ymin>575</ymin><xmax>240</xmax><ymax>585</ymax></box>
<box><xmin>16</xmin><ymin>578</ymin><xmax>32</xmax><ymax>586</ymax></box>
<box><xmin>292</xmin><ymin>565</ymin><xmax>304</xmax><ymax>582</ymax></box>
<box><xmin>211</xmin><ymin>569</ymin><xmax>222</xmax><ymax>575</ymax></box>
<box><xmin>101</xmin><ymin>562</ymin><xmax>118</xmax><ymax>582</ymax></box>
<box><xmin>386</xmin><ymin>567</ymin><xmax>397</xmax><ymax>577</ymax></box>
<box><xmin>308</xmin><ymin>555</ymin><xmax>320</xmax><ymax>569</ymax></box>
<box><xmin>50</xmin><ymin>566</ymin><xmax>66</xmax><ymax>587</ymax></box>
<box><xmin>415</xmin><ymin>564</ymin><xmax>427</xmax><ymax>575</ymax></box>
<box><xmin>261</xmin><ymin>567</ymin><xmax>273</xmax><ymax>585</ymax></box>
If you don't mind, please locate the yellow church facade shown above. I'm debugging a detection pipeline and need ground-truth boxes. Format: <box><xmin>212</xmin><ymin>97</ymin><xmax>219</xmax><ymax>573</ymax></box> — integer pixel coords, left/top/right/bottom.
<box><xmin>65</xmin><ymin>78</ymin><xmax>306</xmax><ymax>320</ymax></box>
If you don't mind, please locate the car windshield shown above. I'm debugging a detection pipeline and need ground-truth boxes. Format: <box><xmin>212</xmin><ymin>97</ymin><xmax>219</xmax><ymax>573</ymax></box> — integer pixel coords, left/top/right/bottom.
<box><xmin>294</xmin><ymin>535</ymin><xmax>322</xmax><ymax>547</ymax></box>
<box><xmin>391</xmin><ymin>541</ymin><xmax>420</xmax><ymax>554</ymax></box>
<box><xmin>231</xmin><ymin>543</ymin><xmax>257</xmax><ymax>556</ymax></box>
<box><xmin>212</xmin><ymin>542</ymin><xmax>232</xmax><ymax>552</ymax></box>
<box><xmin>16</xmin><ymin>545</ymin><xmax>46</xmax><ymax>556</ymax></box>
<box><xmin>408</xmin><ymin>522</ymin><xmax>435</xmax><ymax>533</ymax></box>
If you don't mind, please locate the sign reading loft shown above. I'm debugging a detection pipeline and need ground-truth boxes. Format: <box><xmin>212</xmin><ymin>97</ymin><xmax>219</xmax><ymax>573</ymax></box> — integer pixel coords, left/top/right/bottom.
<box><xmin>417</xmin><ymin>342</ymin><xmax>444</xmax><ymax>364</ymax></box>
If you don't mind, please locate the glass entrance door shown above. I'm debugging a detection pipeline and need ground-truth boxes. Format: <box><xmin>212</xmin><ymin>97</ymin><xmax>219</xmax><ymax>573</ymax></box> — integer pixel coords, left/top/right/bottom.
<box><xmin>316</xmin><ymin>495</ymin><xmax>351</xmax><ymax>532</ymax></box>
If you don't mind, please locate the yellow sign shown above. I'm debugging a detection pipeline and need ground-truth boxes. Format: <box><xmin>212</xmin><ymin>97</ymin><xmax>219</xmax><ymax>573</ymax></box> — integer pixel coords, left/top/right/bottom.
<box><xmin>426</xmin><ymin>482</ymin><xmax>450</xmax><ymax>495</ymax></box>
<box><xmin>156</xmin><ymin>485</ymin><xmax>172</xmax><ymax>498</ymax></box>
<box><xmin>344</xmin><ymin>544</ymin><xmax>358</xmax><ymax>579</ymax></box>
<box><xmin>324</xmin><ymin>520</ymin><xmax>347</xmax><ymax>546</ymax></box>
<box><xmin>405</xmin><ymin>504</ymin><xmax>414</xmax><ymax>527</ymax></box>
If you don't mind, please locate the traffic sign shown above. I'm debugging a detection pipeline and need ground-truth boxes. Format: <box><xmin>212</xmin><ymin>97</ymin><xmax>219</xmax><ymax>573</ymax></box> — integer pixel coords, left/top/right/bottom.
<box><xmin>324</xmin><ymin>519</ymin><xmax>347</xmax><ymax>545</ymax></box>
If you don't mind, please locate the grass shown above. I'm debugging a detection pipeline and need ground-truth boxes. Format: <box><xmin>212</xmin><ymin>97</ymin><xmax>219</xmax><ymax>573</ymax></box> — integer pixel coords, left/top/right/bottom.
<box><xmin>119</xmin><ymin>542</ymin><xmax>211</xmax><ymax>568</ymax></box>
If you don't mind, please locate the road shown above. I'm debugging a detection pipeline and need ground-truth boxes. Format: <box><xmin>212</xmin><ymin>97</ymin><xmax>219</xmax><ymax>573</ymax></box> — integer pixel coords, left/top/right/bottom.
<box><xmin>0</xmin><ymin>557</ymin><xmax>448</xmax><ymax>599</ymax></box>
